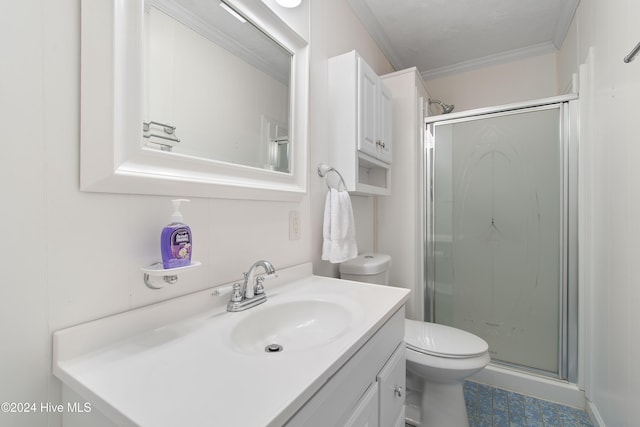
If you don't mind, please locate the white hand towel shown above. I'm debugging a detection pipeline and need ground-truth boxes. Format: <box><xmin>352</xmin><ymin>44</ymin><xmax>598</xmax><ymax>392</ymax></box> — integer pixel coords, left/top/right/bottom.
<box><xmin>322</xmin><ymin>188</ymin><xmax>358</xmax><ymax>263</ymax></box>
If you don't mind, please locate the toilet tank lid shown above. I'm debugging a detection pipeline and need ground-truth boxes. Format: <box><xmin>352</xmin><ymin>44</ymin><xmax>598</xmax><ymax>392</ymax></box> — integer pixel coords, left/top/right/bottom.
<box><xmin>339</xmin><ymin>253</ymin><xmax>391</xmax><ymax>275</ymax></box>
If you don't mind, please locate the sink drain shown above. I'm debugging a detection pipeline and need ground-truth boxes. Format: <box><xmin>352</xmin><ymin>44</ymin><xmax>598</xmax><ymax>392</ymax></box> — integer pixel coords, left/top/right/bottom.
<box><xmin>265</xmin><ymin>344</ymin><xmax>284</xmax><ymax>353</ymax></box>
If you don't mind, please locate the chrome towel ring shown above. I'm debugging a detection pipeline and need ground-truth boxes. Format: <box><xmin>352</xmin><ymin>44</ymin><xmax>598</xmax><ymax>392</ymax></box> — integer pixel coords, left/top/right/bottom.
<box><xmin>318</xmin><ymin>163</ymin><xmax>348</xmax><ymax>192</ymax></box>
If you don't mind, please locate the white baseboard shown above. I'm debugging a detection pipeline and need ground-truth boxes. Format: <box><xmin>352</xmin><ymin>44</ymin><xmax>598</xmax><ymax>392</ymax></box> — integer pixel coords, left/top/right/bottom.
<box><xmin>586</xmin><ymin>399</ymin><xmax>605</xmax><ymax>427</ymax></box>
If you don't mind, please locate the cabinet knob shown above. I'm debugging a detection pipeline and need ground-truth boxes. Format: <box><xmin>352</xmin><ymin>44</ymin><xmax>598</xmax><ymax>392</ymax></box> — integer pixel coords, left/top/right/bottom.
<box><xmin>394</xmin><ymin>385</ymin><xmax>404</xmax><ymax>398</ymax></box>
<box><xmin>376</xmin><ymin>140</ymin><xmax>386</xmax><ymax>149</ymax></box>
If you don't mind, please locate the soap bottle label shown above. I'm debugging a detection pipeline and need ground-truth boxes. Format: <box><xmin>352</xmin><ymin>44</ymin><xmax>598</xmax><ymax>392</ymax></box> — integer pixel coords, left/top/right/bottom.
<box><xmin>171</xmin><ymin>229</ymin><xmax>191</xmax><ymax>260</ymax></box>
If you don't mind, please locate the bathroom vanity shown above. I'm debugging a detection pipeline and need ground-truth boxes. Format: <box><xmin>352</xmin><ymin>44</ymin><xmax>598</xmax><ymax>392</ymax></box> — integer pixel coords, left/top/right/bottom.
<box><xmin>53</xmin><ymin>263</ymin><xmax>410</xmax><ymax>426</ymax></box>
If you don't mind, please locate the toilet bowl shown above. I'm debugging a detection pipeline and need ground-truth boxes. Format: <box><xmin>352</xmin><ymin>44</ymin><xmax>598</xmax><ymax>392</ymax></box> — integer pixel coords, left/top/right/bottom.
<box><xmin>405</xmin><ymin>320</ymin><xmax>490</xmax><ymax>427</ymax></box>
<box><xmin>340</xmin><ymin>254</ymin><xmax>491</xmax><ymax>427</ymax></box>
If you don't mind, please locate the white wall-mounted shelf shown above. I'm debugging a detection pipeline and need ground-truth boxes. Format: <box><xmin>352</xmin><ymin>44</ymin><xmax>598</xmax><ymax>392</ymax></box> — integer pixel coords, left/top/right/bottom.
<box><xmin>356</xmin><ymin>153</ymin><xmax>390</xmax><ymax>196</ymax></box>
<box><xmin>141</xmin><ymin>261</ymin><xmax>201</xmax><ymax>289</ymax></box>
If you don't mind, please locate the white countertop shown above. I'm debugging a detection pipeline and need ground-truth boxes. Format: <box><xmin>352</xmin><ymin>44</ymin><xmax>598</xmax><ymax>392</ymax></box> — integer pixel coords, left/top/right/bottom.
<box><xmin>53</xmin><ymin>263</ymin><xmax>410</xmax><ymax>426</ymax></box>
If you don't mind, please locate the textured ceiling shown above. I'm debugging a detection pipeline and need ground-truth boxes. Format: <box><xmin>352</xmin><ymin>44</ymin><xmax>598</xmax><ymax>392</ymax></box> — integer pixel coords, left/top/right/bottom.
<box><xmin>348</xmin><ymin>0</ymin><xmax>580</xmax><ymax>79</ymax></box>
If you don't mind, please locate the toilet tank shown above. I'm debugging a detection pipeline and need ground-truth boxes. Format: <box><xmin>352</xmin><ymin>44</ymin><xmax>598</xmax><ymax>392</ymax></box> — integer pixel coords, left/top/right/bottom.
<box><xmin>339</xmin><ymin>254</ymin><xmax>391</xmax><ymax>285</ymax></box>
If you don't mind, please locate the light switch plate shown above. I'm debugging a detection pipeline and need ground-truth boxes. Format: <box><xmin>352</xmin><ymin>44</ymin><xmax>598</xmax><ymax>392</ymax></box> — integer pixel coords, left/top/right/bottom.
<box><xmin>289</xmin><ymin>210</ymin><xmax>300</xmax><ymax>240</ymax></box>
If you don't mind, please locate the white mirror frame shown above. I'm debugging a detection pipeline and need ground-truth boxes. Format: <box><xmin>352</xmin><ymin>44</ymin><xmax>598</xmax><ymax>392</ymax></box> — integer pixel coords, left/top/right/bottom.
<box><xmin>81</xmin><ymin>0</ymin><xmax>308</xmax><ymax>201</ymax></box>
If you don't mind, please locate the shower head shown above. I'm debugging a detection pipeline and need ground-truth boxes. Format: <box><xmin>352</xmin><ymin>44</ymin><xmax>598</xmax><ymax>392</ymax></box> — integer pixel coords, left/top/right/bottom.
<box><xmin>428</xmin><ymin>99</ymin><xmax>455</xmax><ymax>114</ymax></box>
<box><xmin>441</xmin><ymin>103</ymin><xmax>455</xmax><ymax>114</ymax></box>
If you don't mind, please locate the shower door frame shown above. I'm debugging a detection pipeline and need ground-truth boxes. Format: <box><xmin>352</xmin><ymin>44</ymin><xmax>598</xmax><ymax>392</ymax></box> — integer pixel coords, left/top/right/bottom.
<box><xmin>422</xmin><ymin>94</ymin><xmax>579</xmax><ymax>382</ymax></box>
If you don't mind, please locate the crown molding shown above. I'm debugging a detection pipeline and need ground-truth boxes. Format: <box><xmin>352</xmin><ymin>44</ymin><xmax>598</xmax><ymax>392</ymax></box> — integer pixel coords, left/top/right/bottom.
<box><xmin>552</xmin><ymin>0</ymin><xmax>580</xmax><ymax>49</ymax></box>
<box><xmin>347</xmin><ymin>0</ymin><xmax>403</xmax><ymax>70</ymax></box>
<box><xmin>420</xmin><ymin>41</ymin><xmax>557</xmax><ymax>81</ymax></box>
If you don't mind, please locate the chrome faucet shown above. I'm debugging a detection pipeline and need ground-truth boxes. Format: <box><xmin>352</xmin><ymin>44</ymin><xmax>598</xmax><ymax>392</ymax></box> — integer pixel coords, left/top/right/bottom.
<box><xmin>227</xmin><ymin>260</ymin><xmax>277</xmax><ymax>312</ymax></box>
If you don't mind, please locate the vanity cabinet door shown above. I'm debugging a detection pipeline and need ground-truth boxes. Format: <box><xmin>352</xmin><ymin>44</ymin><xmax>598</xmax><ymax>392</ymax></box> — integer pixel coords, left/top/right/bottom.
<box><xmin>284</xmin><ymin>309</ymin><xmax>405</xmax><ymax>427</ymax></box>
<box><xmin>377</xmin><ymin>343</ymin><xmax>406</xmax><ymax>427</ymax></box>
<box><xmin>344</xmin><ymin>382</ymin><xmax>379</xmax><ymax>427</ymax></box>
<box><xmin>391</xmin><ymin>410</ymin><xmax>406</xmax><ymax>427</ymax></box>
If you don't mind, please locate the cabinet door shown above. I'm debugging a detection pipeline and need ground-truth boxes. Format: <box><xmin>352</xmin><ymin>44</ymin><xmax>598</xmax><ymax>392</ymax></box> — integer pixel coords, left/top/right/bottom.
<box><xmin>377</xmin><ymin>82</ymin><xmax>393</xmax><ymax>164</ymax></box>
<box><xmin>344</xmin><ymin>382</ymin><xmax>379</xmax><ymax>427</ymax></box>
<box><xmin>357</xmin><ymin>57</ymin><xmax>379</xmax><ymax>159</ymax></box>
<box><xmin>377</xmin><ymin>343</ymin><xmax>406</xmax><ymax>427</ymax></box>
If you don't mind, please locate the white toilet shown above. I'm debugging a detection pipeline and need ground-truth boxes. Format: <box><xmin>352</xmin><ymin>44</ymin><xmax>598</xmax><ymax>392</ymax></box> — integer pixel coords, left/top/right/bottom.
<box><xmin>340</xmin><ymin>254</ymin><xmax>490</xmax><ymax>427</ymax></box>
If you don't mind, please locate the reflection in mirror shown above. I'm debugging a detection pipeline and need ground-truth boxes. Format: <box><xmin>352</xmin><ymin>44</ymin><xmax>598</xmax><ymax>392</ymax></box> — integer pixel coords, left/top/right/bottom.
<box><xmin>144</xmin><ymin>0</ymin><xmax>292</xmax><ymax>173</ymax></box>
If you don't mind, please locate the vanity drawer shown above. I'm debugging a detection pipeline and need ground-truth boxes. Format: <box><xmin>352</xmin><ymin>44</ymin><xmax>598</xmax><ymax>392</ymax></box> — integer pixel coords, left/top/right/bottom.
<box><xmin>377</xmin><ymin>342</ymin><xmax>406</xmax><ymax>427</ymax></box>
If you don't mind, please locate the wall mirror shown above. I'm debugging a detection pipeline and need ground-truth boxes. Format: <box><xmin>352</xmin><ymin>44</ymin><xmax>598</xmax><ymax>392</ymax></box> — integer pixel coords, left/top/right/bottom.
<box><xmin>81</xmin><ymin>0</ymin><xmax>309</xmax><ymax>200</ymax></box>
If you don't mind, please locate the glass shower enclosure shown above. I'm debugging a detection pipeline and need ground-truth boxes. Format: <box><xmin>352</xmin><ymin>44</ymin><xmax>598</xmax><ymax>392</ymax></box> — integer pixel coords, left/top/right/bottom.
<box><xmin>424</xmin><ymin>95</ymin><xmax>578</xmax><ymax>381</ymax></box>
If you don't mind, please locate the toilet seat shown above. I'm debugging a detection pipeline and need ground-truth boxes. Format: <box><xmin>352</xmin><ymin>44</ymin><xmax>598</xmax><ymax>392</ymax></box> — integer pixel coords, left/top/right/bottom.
<box><xmin>405</xmin><ymin>319</ymin><xmax>488</xmax><ymax>359</ymax></box>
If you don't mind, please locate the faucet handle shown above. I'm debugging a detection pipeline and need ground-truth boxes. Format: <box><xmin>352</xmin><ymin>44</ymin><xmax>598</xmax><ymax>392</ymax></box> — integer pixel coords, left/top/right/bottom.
<box><xmin>230</xmin><ymin>283</ymin><xmax>243</xmax><ymax>302</ymax></box>
<box><xmin>254</xmin><ymin>273</ymin><xmax>277</xmax><ymax>295</ymax></box>
<box><xmin>255</xmin><ymin>276</ymin><xmax>265</xmax><ymax>295</ymax></box>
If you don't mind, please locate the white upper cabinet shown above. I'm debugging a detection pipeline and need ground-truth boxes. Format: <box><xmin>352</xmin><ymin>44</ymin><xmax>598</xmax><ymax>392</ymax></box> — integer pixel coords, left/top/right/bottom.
<box><xmin>328</xmin><ymin>50</ymin><xmax>392</xmax><ymax>196</ymax></box>
<box><xmin>356</xmin><ymin>55</ymin><xmax>392</xmax><ymax>163</ymax></box>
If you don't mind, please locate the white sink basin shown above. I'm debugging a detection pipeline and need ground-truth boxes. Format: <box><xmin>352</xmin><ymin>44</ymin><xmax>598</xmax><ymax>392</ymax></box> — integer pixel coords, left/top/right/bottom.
<box><xmin>230</xmin><ymin>299</ymin><xmax>352</xmax><ymax>353</ymax></box>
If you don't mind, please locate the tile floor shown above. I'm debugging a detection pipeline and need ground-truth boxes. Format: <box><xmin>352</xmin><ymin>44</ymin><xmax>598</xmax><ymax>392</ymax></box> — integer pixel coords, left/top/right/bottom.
<box><xmin>463</xmin><ymin>381</ymin><xmax>594</xmax><ymax>427</ymax></box>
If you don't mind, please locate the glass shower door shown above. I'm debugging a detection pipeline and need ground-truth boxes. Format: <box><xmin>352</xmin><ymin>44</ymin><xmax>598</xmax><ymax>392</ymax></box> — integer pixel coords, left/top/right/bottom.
<box><xmin>427</xmin><ymin>104</ymin><xmax>567</xmax><ymax>376</ymax></box>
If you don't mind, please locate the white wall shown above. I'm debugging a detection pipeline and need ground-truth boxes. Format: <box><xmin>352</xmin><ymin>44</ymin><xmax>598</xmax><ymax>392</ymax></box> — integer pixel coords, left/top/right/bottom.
<box><xmin>424</xmin><ymin>52</ymin><xmax>559</xmax><ymax>112</ymax></box>
<box><xmin>558</xmin><ymin>0</ymin><xmax>640</xmax><ymax>425</ymax></box>
<box><xmin>2</xmin><ymin>2</ymin><xmax>49</xmax><ymax>426</ymax></box>
<box><xmin>0</xmin><ymin>0</ymin><xmax>387</xmax><ymax>426</ymax></box>
<box><xmin>557</xmin><ymin>16</ymin><xmax>579</xmax><ymax>95</ymax></box>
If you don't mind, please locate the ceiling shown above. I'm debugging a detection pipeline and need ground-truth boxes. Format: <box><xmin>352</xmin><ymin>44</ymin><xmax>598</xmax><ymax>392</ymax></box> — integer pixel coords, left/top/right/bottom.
<box><xmin>348</xmin><ymin>0</ymin><xmax>580</xmax><ymax>80</ymax></box>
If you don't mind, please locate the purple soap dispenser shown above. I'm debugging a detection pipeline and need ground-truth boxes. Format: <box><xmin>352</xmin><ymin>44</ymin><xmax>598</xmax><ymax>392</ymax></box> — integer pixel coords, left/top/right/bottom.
<box><xmin>161</xmin><ymin>199</ymin><xmax>192</xmax><ymax>269</ymax></box>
